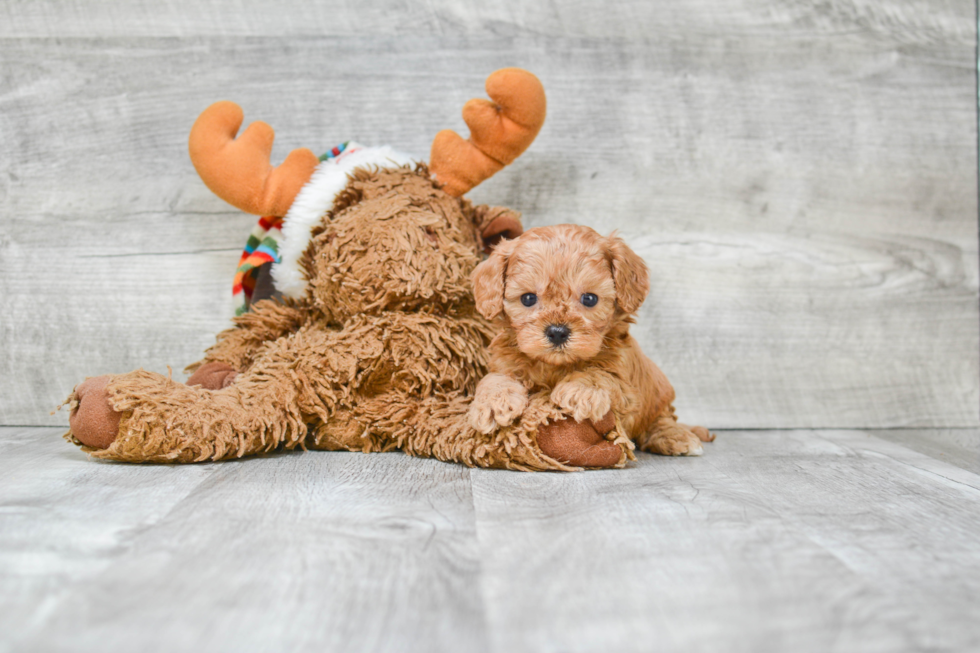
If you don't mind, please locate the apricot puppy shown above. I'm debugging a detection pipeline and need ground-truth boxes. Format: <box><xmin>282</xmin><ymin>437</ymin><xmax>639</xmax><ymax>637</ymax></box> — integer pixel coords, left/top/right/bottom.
<box><xmin>467</xmin><ymin>224</ymin><xmax>713</xmax><ymax>462</ymax></box>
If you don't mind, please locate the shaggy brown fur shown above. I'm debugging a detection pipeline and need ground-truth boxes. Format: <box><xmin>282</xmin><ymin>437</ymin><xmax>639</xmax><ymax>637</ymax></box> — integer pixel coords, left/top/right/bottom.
<box><xmin>64</xmin><ymin>168</ymin><xmax>634</xmax><ymax>470</ymax></box>
<box><xmin>468</xmin><ymin>224</ymin><xmax>714</xmax><ymax>461</ymax></box>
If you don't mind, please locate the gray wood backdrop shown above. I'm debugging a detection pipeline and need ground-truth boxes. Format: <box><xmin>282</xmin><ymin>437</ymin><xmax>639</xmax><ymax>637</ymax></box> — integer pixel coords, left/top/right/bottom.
<box><xmin>1</xmin><ymin>0</ymin><xmax>976</xmax><ymax>429</ymax></box>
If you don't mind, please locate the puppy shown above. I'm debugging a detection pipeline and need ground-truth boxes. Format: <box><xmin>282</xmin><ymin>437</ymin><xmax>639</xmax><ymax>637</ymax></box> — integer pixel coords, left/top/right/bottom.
<box><xmin>467</xmin><ymin>224</ymin><xmax>713</xmax><ymax>460</ymax></box>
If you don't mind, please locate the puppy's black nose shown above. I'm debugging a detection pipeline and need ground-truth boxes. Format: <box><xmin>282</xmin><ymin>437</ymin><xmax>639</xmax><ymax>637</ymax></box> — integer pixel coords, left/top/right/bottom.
<box><xmin>545</xmin><ymin>324</ymin><xmax>571</xmax><ymax>347</ymax></box>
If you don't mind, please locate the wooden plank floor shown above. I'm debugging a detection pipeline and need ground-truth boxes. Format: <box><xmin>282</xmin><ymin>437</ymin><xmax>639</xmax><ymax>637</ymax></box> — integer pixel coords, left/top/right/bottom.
<box><xmin>2</xmin><ymin>427</ymin><xmax>978</xmax><ymax>653</ymax></box>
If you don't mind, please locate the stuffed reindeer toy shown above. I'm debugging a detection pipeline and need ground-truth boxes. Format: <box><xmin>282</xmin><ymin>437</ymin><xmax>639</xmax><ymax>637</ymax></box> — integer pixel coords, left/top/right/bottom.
<box><xmin>64</xmin><ymin>68</ymin><xmax>652</xmax><ymax>470</ymax></box>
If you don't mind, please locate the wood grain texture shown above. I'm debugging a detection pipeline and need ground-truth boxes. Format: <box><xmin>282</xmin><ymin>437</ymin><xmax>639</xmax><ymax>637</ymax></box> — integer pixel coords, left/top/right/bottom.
<box><xmin>2</xmin><ymin>427</ymin><xmax>979</xmax><ymax>652</ymax></box>
<box><xmin>0</xmin><ymin>427</ymin><xmax>222</xmax><ymax>649</ymax></box>
<box><xmin>470</xmin><ymin>429</ymin><xmax>980</xmax><ymax>653</ymax></box>
<box><xmin>870</xmin><ymin>427</ymin><xmax>980</xmax><ymax>475</ymax></box>
<box><xmin>0</xmin><ymin>428</ymin><xmax>487</xmax><ymax>653</ymax></box>
<box><xmin>0</xmin><ymin>2</ymin><xmax>976</xmax><ymax>427</ymax></box>
<box><xmin>0</xmin><ymin>0</ymin><xmax>973</xmax><ymax>42</ymax></box>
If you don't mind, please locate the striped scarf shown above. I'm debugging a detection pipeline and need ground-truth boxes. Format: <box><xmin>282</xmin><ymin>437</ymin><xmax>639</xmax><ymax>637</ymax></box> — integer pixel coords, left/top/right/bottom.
<box><xmin>232</xmin><ymin>142</ymin><xmax>352</xmax><ymax>315</ymax></box>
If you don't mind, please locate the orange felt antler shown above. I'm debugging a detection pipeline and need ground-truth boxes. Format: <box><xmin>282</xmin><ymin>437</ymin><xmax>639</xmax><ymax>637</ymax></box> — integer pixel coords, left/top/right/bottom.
<box><xmin>188</xmin><ymin>101</ymin><xmax>319</xmax><ymax>216</ymax></box>
<box><xmin>430</xmin><ymin>68</ymin><xmax>547</xmax><ymax>197</ymax></box>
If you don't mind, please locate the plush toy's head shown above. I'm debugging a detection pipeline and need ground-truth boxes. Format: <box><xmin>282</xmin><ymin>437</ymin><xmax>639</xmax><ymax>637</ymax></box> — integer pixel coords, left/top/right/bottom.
<box><xmin>186</xmin><ymin>68</ymin><xmax>546</xmax><ymax>316</ymax></box>
<box><xmin>303</xmin><ymin>166</ymin><xmax>485</xmax><ymax>321</ymax></box>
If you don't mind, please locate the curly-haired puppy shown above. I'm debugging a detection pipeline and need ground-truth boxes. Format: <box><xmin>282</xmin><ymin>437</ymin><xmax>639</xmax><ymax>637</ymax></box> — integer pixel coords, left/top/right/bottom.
<box><xmin>467</xmin><ymin>224</ymin><xmax>713</xmax><ymax>463</ymax></box>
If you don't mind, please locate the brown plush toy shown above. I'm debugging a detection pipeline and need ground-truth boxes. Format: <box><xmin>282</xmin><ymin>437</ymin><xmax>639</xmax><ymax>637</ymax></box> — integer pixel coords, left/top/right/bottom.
<box><xmin>64</xmin><ymin>69</ymin><xmax>632</xmax><ymax>470</ymax></box>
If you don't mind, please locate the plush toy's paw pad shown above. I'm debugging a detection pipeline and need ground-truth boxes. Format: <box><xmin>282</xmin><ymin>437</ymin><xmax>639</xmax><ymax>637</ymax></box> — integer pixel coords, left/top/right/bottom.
<box><xmin>589</xmin><ymin>410</ymin><xmax>616</xmax><ymax>436</ymax></box>
<box><xmin>186</xmin><ymin>362</ymin><xmax>239</xmax><ymax>389</ymax></box>
<box><xmin>537</xmin><ymin>416</ymin><xmax>623</xmax><ymax>468</ymax></box>
<box><xmin>550</xmin><ymin>382</ymin><xmax>612</xmax><ymax>423</ymax></box>
<box><xmin>68</xmin><ymin>376</ymin><xmax>121</xmax><ymax>450</ymax></box>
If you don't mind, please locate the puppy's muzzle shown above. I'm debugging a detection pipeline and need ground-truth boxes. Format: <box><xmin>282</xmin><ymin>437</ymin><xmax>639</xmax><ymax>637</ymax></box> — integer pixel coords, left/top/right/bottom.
<box><xmin>545</xmin><ymin>324</ymin><xmax>571</xmax><ymax>347</ymax></box>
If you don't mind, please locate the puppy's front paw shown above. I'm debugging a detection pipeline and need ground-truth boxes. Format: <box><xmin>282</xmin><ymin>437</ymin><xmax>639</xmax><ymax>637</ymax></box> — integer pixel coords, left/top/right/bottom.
<box><xmin>550</xmin><ymin>380</ymin><xmax>612</xmax><ymax>424</ymax></box>
<box><xmin>468</xmin><ymin>374</ymin><xmax>529</xmax><ymax>434</ymax></box>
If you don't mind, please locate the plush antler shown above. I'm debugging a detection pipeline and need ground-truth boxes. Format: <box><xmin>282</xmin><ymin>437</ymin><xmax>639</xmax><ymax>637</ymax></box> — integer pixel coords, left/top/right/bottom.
<box><xmin>430</xmin><ymin>68</ymin><xmax>547</xmax><ymax>197</ymax></box>
<box><xmin>188</xmin><ymin>101</ymin><xmax>319</xmax><ymax>217</ymax></box>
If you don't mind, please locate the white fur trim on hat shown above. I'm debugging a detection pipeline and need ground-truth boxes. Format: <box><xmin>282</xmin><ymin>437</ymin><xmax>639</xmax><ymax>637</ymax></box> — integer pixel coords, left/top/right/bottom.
<box><xmin>271</xmin><ymin>144</ymin><xmax>418</xmax><ymax>299</ymax></box>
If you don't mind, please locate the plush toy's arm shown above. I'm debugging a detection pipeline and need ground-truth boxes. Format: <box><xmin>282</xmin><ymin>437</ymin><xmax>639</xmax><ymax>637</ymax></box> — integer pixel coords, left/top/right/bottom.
<box><xmin>471</xmin><ymin>205</ymin><xmax>523</xmax><ymax>254</ymax></box>
<box><xmin>69</xmin><ymin>324</ymin><xmax>332</xmax><ymax>463</ymax></box>
<box><xmin>186</xmin><ymin>299</ymin><xmax>309</xmax><ymax>375</ymax></box>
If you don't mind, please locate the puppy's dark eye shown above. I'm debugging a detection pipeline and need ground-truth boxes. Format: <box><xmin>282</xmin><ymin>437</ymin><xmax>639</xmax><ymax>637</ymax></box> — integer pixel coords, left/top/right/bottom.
<box><xmin>581</xmin><ymin>293</ymin><xmax>598</xmax><ymax>307</ymax></box>
<box><xmin>521</xmin><ymin>293</ymin><xmax>537</xmax><ymax>307</ymax></box>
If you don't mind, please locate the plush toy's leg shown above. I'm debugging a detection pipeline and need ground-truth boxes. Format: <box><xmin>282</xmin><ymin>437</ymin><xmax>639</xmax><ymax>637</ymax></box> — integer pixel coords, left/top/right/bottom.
<box><xmin>185</xmin><ymin>299</ymin><xmax>308</xmax><ymax>377</ymax></box>
<box><xmin>635</xmin><ymin>415</ymin><xmax>709</xmax><ymax>456</ymax></box>
<box><xmin>66</xmin><ymin>368</ymin><xmax>310</xmax><ymax>463</ymax></box>
<box><xmin>65</xmin><ymin>325</ymin><xmax>349</xmax><ymax>463</ymax></box>
<box><xmin>306</xmin><ymin>391</ymin><xmax>634</xmax><ymax>471</ymax></box>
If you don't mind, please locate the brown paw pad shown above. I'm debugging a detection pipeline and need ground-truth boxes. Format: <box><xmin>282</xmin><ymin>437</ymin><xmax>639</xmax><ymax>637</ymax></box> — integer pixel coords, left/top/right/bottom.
<box><xmin>68</xmin><ymin>376</ymin><xmax>121</xmax><ymax>450</ymax></box>
<box><xmin>186</xmin><ymin>362</ymin><xmax>238</xmax><ymax>389</ymax></box>
<box><xmin>537</xmin><ymin>411</ymin><xmax>622</xmax><ymax>468</ymax></box>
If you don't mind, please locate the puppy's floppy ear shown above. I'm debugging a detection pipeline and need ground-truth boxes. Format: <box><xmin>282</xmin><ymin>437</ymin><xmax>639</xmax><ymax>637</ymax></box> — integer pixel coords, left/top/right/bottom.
<box><xmin>605</xmin><ymin>234</ymin><xmax>650</xmax><ymax>314</ymax></box>
<box><xmin>472</xmin><ymin>237</ymin><xmax>518</xmax><ymax>320</ymax></box>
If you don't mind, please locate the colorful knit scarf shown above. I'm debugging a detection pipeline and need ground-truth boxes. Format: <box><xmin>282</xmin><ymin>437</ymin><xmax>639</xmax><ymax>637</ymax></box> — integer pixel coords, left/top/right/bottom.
<box><xmin>232</xmin><ymin>142</ymin><xmax>352</xmax><ymax>315</ymax></box>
